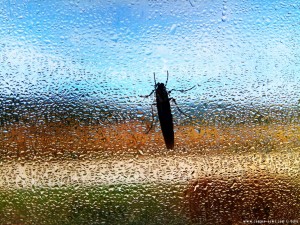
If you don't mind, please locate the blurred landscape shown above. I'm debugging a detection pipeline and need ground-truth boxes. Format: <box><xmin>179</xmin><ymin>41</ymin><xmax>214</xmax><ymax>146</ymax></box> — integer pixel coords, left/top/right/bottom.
<box><xmin>0</xmin><ymin>94</ymin><xmax>299</xmax><ymax>160</ymax></box>
<box><xmin>0</xmin><ymin>0</ymin><xmax>299</xmax><ymax>223</ymax></box>
<box><xmin>0</xmin><ymin>152</ymin><xmax>299</xmax><ymax>225</ymax></box>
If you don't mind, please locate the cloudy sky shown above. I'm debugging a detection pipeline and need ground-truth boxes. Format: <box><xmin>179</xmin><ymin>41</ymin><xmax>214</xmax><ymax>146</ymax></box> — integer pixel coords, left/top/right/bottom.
<box><xmin>0</xmin><ymin>0</ymin><xmax>299</xmax><ymax>106</ymax></box>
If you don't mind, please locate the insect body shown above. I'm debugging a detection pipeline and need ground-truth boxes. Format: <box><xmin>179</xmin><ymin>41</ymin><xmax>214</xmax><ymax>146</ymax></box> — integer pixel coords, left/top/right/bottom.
<box><xmin>141</xmin><ymin>72</ymin><xmax>179</xmax><ymax>149</ymax></box>
<box><xmin>141</xmin><ymin>71</ymin><xmax>195</xmax><ymax>150</ymax></box>
<box><xmin>155</xmin><ymin>81</ymin><xmax>174</xmax><ymax>149</ymax></box>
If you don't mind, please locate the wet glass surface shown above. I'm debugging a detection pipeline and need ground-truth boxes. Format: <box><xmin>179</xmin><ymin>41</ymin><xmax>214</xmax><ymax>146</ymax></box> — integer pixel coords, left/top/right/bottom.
<box><xmin>0</xmin><ymin>1</ymin><xmax>299</xmax><ymax>224</ymax></box>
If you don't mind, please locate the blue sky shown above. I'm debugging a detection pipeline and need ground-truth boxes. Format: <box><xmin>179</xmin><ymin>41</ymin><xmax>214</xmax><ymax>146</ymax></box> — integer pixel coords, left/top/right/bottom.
<box><xmin>0</xmin><ymin>0</ymin><xmax>299</xmax><ymax>106</ymax></box>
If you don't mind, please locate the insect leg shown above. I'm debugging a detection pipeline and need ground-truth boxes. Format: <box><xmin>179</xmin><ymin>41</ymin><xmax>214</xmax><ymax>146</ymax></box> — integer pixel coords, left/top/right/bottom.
<box><xmin>168</xmin><ymin>85</ymin><xmax>196</xmax><ymax>94</ymax></box>
<box><xmin>188</xmin><ymin>0</ymin><xmax>194</xmax><ymax>7</ymax></box>
<box><xmin>145</xmin><ymin>104</ymin><xmax>158</xmax><ymax>134</ymax></box>
<box><xmin>170</xmin><ymin>98</ymin><xmax>202</xmax><ymax>129</ymax></box>
<box><xmin>139</xmin><ymin>89</ymin><xmax>155</xmax><ymax>98</ymax></box>
<box><xmin>169</xmin><ymin>98</ymin><xmax>190</xmax><ymax>117</ymax></box>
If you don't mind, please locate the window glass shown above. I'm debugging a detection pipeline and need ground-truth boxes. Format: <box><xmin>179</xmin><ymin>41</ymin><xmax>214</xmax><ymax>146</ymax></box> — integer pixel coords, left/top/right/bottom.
<box><xmin>0</xmin><ymin>1</ymin><xmax>299</xmax><ymax>224</ymax></box>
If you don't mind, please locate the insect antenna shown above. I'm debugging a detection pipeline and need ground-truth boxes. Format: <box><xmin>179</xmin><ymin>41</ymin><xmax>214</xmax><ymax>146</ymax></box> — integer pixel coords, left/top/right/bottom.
<box><xmin>165</xmin><ymin>70</ymin><xmax>169</xmax><ymax>86</ymax></box>
<box><xmin>153</xmin><ymin>72</ymin><xmax>157</xmax><ymax>87</ymax></box>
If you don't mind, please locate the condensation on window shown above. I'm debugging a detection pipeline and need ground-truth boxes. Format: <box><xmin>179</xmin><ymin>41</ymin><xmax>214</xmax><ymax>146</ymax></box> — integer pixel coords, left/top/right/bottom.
<box><xmin>0</xmin><ymin>1</ymin><xmax>299</xmax><ymax>224</ymax></box>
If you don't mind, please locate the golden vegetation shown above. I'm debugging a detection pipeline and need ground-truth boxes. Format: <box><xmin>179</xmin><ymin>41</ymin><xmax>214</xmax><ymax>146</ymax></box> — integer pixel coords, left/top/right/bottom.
<box><xmin>0</xmin><ymin>121</ymin><xmax>299</xmax><ymax>159</ymax></box>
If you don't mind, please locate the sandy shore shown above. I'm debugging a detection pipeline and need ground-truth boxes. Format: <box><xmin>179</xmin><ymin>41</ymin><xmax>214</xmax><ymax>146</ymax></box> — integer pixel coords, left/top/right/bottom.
<box><xmin>0</xmin><ymin>150</ymin><xmax>299</xmax><ymax>189</ymax></box>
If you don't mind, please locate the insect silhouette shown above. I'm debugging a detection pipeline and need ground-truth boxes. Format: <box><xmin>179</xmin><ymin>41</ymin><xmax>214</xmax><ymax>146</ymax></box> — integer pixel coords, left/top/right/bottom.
<box><xmin>141</xmin><ymin>71</ymin><xmax>195</xmax><ymax>150</ymax></box>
